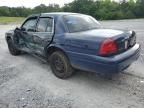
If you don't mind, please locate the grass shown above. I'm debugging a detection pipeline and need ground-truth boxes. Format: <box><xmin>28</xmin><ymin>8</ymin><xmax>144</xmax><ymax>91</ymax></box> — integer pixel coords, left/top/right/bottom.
<box><xmin>0</xmin><ymin>17</ymin><xmax>24</xmax><ymax>24</ymax></box>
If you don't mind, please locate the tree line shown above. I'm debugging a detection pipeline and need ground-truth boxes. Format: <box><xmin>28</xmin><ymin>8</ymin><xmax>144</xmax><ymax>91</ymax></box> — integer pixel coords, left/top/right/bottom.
<box><xmin>0</xmin><ymin>0</ymin><xmax>144</xmax><ymax>20</ymax></box>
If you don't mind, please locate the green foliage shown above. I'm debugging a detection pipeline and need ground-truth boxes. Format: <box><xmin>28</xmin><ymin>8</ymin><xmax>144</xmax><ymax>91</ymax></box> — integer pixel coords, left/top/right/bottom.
<box><xmin>33</xmin><ymin>4</ymin><xmax>62</xmax><ymax>14</ymax></box>
<box><xmin>63</xmin><ymin>0</ymin><xmax>144</xmax><ymax>20</ymax></box>
<box><xmin>0</xmin><ymin>0</ymin><xmax>144</xmax><ymax>20</ymax></box>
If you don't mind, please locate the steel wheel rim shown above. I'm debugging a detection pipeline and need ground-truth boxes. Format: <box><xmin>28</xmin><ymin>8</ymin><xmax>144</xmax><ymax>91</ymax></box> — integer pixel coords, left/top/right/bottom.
<box><xmin>53</xmin><ymin>55</ymin><xmax>65</xmax><ymax>73</ymax></box>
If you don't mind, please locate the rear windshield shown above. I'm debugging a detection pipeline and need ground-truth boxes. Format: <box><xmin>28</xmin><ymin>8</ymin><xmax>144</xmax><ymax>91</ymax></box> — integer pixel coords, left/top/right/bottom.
<box><xmin>63</xmin><ymin>15</ymin><xmax>101</xmax><ymax>33</ymax></box>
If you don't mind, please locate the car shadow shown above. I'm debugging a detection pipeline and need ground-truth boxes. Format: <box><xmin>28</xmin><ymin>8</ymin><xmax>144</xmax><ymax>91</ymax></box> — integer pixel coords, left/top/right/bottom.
<box><xmin>19</xmin><ymin>53</ymin><xmax>126</xmax><ymax>84</ymax></box>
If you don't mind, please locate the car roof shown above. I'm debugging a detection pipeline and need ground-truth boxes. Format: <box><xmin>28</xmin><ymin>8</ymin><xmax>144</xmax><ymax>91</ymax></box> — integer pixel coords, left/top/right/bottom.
<box><xmin>41</xmin><ymin>12</ymin><xmax>85</xmax><ymax>18</ymax></box>
<box><xmin>28</xmin><ymin>12</ymin><xmax>86</xmax><ymax>18</ymax></box>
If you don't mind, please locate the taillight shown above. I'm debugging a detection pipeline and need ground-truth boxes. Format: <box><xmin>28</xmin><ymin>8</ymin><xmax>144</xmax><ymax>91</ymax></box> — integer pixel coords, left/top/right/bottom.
<box><xmin>99</xmin><ymin>38</ymin><xmax>117</xmax><ymax>56</ymax></box>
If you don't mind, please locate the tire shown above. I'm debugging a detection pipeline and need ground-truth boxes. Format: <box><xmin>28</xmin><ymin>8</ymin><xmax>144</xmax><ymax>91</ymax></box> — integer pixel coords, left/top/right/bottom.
<box><xmin>49</xmin><ymin>51</ymin><xmax>74</xmax><ymax>79</ymax></box>
<box><xmin>7</xmin><ymin>39</ymin><xmax>21</xmax><ymax>56</ymax></box>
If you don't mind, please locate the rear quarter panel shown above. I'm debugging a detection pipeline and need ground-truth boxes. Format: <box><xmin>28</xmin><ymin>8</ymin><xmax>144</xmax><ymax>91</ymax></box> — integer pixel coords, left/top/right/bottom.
<box><xmin>62</xmin><ymin>33</ymin><xmax>104</xmax><ymax>55</ymax></box>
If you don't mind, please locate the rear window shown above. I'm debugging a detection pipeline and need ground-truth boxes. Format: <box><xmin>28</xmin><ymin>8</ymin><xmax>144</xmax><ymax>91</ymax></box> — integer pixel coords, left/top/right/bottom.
<box><xmin>63</xmin><ymin>15</ymin><xmax>101</xmax><ymax>33</ymax></box>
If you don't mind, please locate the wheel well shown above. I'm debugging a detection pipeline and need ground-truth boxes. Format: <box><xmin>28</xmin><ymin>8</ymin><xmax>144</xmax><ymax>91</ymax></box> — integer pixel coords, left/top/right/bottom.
<box><xmin>47</xmin><ymin>47</ymin><xmax>65</xmax><ymax>56</ymax></box>
<box><xmin>47</xmin><ymin>47</ymin><xmax>69</xmax><ymax>59</ymax></box>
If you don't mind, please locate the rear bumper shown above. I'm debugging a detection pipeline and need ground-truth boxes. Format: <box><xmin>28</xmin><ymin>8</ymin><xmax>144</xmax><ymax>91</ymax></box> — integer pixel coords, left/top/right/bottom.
<box><xmin>67</xmin><ymin>44</ymin><xmax>140</xmax><ymax>74</ymax></box>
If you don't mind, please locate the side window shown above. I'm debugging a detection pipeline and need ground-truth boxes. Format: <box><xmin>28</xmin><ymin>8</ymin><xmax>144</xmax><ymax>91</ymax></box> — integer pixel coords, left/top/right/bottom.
<box><xmin>37</xmin><ymin>17</ymin><xmax>53</xmax><ymax>32</ymax></box>
<box><xmin>22</xmin><ymin>18</ymin><xmax>37</xmax><ymax>32</ymax></box>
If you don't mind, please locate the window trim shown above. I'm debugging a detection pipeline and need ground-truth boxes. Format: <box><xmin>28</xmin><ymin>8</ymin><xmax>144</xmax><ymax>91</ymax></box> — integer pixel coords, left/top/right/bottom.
<box><xmin>36</xmin><ymin>17</ymin><xmax>55</xmax><ymax>33</ymax></box>
<box><xmin>21</xmin><ymin>17</ymin><xmax>38</xmax><ymax>32</ymax></box>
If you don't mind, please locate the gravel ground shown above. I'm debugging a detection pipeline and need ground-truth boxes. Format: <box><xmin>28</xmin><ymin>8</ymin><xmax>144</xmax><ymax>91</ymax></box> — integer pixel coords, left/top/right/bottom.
<box><xmin>0</xmin><ymin>19</ymin><xmax>144</xmax><ymax>108</ymax></box>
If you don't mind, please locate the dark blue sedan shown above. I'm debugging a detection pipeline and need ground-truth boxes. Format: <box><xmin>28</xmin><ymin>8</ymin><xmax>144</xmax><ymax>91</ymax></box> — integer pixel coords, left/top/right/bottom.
<box><xmin>5</xmin><ymin>12</ymin><xmax>140</xmax><ymax>79</ymax></box>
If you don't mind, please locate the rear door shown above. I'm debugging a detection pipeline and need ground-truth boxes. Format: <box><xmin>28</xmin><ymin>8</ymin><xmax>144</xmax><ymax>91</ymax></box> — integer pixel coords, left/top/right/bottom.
<box><xmin>32</xmin><ymin>17</ymin><xmax>54</xmax><ymax>56</ymax></box>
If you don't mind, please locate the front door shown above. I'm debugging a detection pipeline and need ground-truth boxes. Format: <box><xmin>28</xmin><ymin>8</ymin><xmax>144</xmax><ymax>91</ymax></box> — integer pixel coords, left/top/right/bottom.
<box><xmin>15</xmin><ymin>17</ymin><xmax>38</xmax><ymax>52</ymax></box>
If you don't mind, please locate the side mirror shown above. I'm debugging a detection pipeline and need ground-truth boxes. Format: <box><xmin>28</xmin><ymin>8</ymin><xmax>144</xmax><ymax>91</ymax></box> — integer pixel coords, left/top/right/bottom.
<box><xmin>14</xmin><ymin>27</ymin><xmax>20</xmax><ymax>32</ymax></box>
<box><xmin>15</xmin><ymin>27</ymin><xmax>20</xmax><ymax>30</ymax></box>
<box><xmin>21</xmin><ymin>27</ymin><xmax>26</xmax><ymax>31</ymax></box>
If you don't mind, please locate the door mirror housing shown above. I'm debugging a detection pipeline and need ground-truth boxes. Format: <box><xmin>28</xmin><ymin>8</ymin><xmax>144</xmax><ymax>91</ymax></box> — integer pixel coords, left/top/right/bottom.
<box><xmin>15</xmin><ymin>27</ymin><xmax>21</xmax><ymax>30</ymax></box>
<box><xmin>14</xmin><ymin>27</ymin><xmax>21</xmax><ymax>32</ymax></box>
<box><xmin>21</xmin><ymin>27</ymin><xmax>26</xmax><ymax>31</ymax></box>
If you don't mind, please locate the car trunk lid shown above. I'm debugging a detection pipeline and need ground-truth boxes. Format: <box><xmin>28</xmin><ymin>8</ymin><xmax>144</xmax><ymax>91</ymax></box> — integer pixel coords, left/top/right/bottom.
<box><xmin>81</xmin><ymin>29</ymin><xmax>136</xmax><ymax>56</ymax></box>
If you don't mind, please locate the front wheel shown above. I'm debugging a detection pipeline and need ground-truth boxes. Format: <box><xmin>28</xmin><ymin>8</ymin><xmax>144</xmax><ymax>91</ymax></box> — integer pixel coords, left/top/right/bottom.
<box><xmin>49</xmin><ymin>51</ymin><xmax>74</xmax><ymax>79</ymax></box>
<box><xmin>7</xmin><ymin>39</ymin><xmax>21</xmax><ymax>56</ymax></box>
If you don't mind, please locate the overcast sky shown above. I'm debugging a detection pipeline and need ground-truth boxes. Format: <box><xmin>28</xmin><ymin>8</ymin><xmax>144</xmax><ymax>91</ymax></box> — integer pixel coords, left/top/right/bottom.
<box><xmin>0</xmin><ymin>0</ymin><xmax>74</xmax><ymax>8</ymax></box>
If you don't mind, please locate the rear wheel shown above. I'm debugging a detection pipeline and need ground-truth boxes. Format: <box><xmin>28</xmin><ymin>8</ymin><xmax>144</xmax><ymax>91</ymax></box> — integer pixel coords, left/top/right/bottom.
<box><xmin>49</xmin><ymin>51</ymin><xmax>74</xmax><ymax>79</ymax></box>
<box><xmin>7</xmin><ymin>39</ymin><xmax>21</xmax><ymax>56</ymax></box>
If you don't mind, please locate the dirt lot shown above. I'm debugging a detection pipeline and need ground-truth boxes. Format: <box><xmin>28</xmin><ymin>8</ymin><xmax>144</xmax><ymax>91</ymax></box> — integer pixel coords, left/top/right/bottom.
<box><xmin>0</xmin><ymin>19</ymin><xmax>144</xmax><ymax>108</ymax></box>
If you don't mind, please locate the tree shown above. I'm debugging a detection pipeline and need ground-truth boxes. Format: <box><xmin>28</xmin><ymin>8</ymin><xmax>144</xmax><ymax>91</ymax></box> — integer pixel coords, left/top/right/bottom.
<box><xmin>135</xmin><ymin>0</ymin><xmax>144</xmax><ymax>17</ymax></box>
<box><xmin>0</xmin><ymin>0</ymin><xmax>144</xmax><ymax>20</ymax></box>
<box><xmin>33</xmin><ymin>4</ymin><xmax>61</xmax><ymax>14</ymax></box>
<box><xmin>0</xmin><ymin>6</ymin><xmax>10</xmax><ymax>16</ymax></box>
